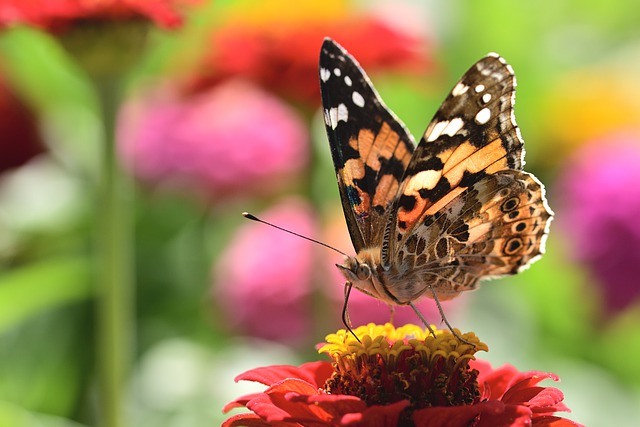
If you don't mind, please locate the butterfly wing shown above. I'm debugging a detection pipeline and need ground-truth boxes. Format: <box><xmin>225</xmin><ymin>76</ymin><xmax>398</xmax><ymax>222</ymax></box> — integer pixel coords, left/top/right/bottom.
<box><xmin>381</xmin><ymin>54</ymin><xmax>552</xmax><ymax>300</ymax></box>
<box><xmin>320</xmin><ymin>38</ymin><xmax>416</xmax><ymax>252</ymax></box>
<box><xmin>382</xmin><ymin>53</ymin><xmax>527</xmax><ymax>265</ymax></box>
<box><xmin>387</xmin><ymin>170</ymin><xmax>552</xmax><ymax>302</ymax></box>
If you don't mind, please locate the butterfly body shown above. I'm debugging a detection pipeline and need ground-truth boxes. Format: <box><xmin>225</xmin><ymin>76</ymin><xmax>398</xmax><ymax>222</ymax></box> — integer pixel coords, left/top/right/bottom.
<box><xmin>320</xmin><ymin>38</ymin><xmax>553</xmax><ymax>321</ymax></box>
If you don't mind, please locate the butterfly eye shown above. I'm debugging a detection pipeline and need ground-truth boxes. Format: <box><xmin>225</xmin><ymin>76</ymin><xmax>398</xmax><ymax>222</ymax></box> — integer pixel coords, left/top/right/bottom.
<box><xmin>356</xmin><ymin>264</ymin><xmax>371</xmax><ymax>280</ymax></box>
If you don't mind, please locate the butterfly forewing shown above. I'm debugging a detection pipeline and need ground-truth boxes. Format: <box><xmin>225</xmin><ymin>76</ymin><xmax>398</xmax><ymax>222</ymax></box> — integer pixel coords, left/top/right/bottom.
<box><xmin>319</xmin><ymin>38</ymin><xmax>416</xmax><ymax>252</ymax></box>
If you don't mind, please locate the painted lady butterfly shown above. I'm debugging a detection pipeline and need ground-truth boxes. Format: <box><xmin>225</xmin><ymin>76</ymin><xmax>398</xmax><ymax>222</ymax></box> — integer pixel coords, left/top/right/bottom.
<box><xmin>319</xmin><ymin>38</ymin><xmax>553</xmax><ymax>340</ymax></box>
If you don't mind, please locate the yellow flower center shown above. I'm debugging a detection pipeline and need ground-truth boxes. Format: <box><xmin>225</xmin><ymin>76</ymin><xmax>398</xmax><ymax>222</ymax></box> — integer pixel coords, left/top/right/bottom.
<box><xmin>318</xmin><ymin>323</ymin><xmax>488</xmax><ymax>415</ymax></box>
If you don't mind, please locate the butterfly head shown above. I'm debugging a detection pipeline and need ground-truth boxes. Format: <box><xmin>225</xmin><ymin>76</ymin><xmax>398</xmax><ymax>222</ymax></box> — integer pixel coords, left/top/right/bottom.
<box><xmin>336</xmin><ymin>256</ymin><xmax>372</xmax><ymax>283</ymax></box>
<box><xmin>335</xmin><ymin>248</ymin><xmax>391</xmax><ymax>302</ymax></box>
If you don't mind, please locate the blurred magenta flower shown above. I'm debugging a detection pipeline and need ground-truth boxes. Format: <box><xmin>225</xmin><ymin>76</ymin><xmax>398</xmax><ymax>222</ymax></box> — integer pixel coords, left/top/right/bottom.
<box><xmin>0</xmin><ymin>66</ymin><xmax>44</xmax><ymax>174</ymax></box>
<box><xmin>189</xmin><ymin>4</ymin><xmax>431</xmax><ymax>106</ymax></box>
<box><xmin>557</xmin><ymin>134</ymin><xmax>640</xmax><ymax>315</ymax></box>
<box><xmin>118</xmin><ymin>80</ymin><xmax>309</xmax><ymax>200</ymax></box>
<box><xmin>0</xmin><ymin>0</ymin><xmax>195</xmax><ymax>30</ymax></box>
<box><xmin>213</xmin><ymin>199</ymin><xmax>318</xmax><ymax>344</ymax></box>
<box><xmin>223</xmin><ymin>324</ymin><xmax>581</xmax><ymax>427</ymax></box>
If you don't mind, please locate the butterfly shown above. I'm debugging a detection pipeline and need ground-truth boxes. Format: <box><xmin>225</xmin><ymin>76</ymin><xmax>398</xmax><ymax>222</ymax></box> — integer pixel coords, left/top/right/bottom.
<box><xmin>319</xmin><ymin>38</ymin><xmax>553</xmax><ymax>341</ymax></box>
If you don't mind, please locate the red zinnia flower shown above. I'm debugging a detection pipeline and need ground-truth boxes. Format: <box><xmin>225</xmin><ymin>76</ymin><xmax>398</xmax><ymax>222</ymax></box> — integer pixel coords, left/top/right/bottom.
<box><xmin>0</xmin><ymin>0</ymin><xmax>196</xmax><ymax>30</ymax></box>
<box><xmin>191</xmin><ymin>16</ymin><xmax>431</xmax><ymax>107</ymax></box>
<box><xmin>0</xmin><ymin>1</ymin><xmax>200</xmax><ymax>78</ymax></box>
<box><xmin>223</xmin><ymin>324</ymin><xmax>582</xmax><ymax>427</ymax></box>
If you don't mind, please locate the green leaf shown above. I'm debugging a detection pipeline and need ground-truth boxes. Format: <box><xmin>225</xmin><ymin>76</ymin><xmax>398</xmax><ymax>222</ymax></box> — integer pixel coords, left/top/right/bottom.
<box><xmin>0</xmin><ymin>257</ymin><xmax>92</xmax><ymax>333</ymax></box>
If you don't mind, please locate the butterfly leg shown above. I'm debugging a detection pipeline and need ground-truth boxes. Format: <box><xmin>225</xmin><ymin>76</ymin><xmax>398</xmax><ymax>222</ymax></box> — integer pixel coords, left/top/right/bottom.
<box><xmin>342</xmin><ymin>282</ymin><xmax>361</xmax><ymax>342</ymax></box>
<box><xmin>408</xmin><ymin>302</ymin><xmax>437</xmax><ymax>338</ymax></box>
<box><xmin>388</xmin><ymin>305</ymin><xmax>396</xmax><ymax>325</ymax></box>
<box><xmin>426</xmin><ymin>286</ymin><xmax>475</xmax><ymax>347</ymax></box>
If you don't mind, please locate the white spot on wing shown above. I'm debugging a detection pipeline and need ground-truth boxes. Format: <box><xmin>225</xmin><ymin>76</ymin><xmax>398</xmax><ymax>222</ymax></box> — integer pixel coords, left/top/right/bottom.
<box><xmin>482</xmin><ymin>93</ymin><xmax>492</xmax><ymax>103</ymax></box>
<box><xmin>475</xmin><ymin>84</ymin><xmax>485</xmax><ymax>93</ymax></box>
<box><xmin>328</xmin><ymin>108</ymin><xmax>338</xmax><ymax>129</ymax></box>
<box><xmin>426</xmin><ymin>120</ymin><xmax>448</xmax><ymax>142</ymax></box>
<box><xmin>320</xmin><ymin>68</ymin><xmax>331</xmax><ymax>82</ymax></box>
<box><xmin>405</xmin><ymin>170</ymin><xmax>441</xmax><ymax>192</ymax></box>
<box><xmin>475</xmin><ymin>108</ymin><xmax>491</xmax><ymax>125</ymax></box>
<box><xmin>344</xmin><ymin>76</ymin><xmax>352</xmax><ymax>86</ymax></box>
<box><xmin>333</xmin><ymin>68</ymin><xmax>341</xmax><ymax>77</ymax></box>
<box><xmin>352</xmin><ymin>91</ymin><xmax>365</xmax><ymax>107</ymax></box>
<box><xmin>327</xmin><ymin>103</ymin><xmax>350</xmax><ymax>129</ymax></box>
<box><xmin>452</xmin><ymin>82</ymin><xmax>469</xmax><ymax>96</ymax></box>
<box><xmin>442</xmin><ymin>117</ymin><xmax>464</xmax><ymax>136</ymax></box>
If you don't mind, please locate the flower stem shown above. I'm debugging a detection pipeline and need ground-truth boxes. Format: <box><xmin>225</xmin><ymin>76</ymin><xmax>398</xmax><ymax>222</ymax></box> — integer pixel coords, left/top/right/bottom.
<box><xmin>95</xmin><ymin>75</ymin><xmax>133</xmax><ymax>427</ymax></box>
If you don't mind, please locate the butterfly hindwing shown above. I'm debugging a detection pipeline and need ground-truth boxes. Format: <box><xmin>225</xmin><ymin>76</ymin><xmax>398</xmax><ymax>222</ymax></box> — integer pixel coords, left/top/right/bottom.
<box><xmin>320</xmin><ymin>38</ymin><xmax>415</xmax><ymax>252</ymax></box>
<box><xmin>382</xmin><ymin>53</ymin><xmax>527</xmax><ymax>266</ymax></box>
<box><xmin>387</xmin><ymin>170</ymin><xmax>552</xmax><ymax>302</ymax></box>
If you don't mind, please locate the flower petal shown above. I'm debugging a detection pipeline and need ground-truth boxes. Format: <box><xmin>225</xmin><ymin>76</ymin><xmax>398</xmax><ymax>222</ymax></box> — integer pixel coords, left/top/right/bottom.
<box><xmin>413</xmin><ymin>400</ymin><xmax>506</xmax><ymax>427</ymax></box>
<box><xmin>289</xmin><ymin>393</ymin><xmax>367</xmax><ymax>421</ymax></box>
<box><xmin>259</xmin><ymin>378</ymin><xmax>332</xmax><ymax>423</ymax></box>
<box><xmin>501</xmin><ymin>372</ymin><xmax>561</xmax><ymax>405</ymax></box>
<box><xmin>474</xmin><ymin>404</ymin><xmax>533</xmax><ymax>427</ymax></box>
<box><xmin>533</xmin><ymin>415</ymin><xmax>585</xmax><ymax>427</ymax></box>
<box><xmin>341</xmin><ymin>400</ymin><xmax>410</xmax><ymax>427</ymax></box>
<box><xmin>473</xmin><ymin>360</ymin><xmax>521</xmax><ymax>399</ymax></box>
<box><xmin>221</xmin><ymin>412</ymin><xmax>299</xmax><ymax>427</ymax></box>
<box><xmin>223</xmin><ymin>392</ymin><xmax>263</xmax><ymax>412</ymax></box>
<box><xmin>235</xmin><ymin>361</ymin><xmax>331</xmax><ymax>387</ymax></box>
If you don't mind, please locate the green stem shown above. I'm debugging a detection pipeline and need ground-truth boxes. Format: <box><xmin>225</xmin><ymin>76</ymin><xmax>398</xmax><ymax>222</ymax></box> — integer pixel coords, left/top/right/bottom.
<box><xmin>95</xmin><ymin>76</ymin><xmax>133</xmax><ymax>427</ymax></box>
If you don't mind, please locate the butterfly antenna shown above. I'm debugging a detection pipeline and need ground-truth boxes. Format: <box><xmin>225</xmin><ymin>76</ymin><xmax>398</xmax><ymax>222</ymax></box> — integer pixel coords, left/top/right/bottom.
<box><xmin>242</xmin><ymin>212</ymin><xmax>349</xmax><ymax>257</ymax></box>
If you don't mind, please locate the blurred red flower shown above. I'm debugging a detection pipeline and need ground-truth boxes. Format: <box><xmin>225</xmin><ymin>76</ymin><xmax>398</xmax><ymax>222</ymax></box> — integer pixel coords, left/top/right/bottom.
<box><xmin>223</xmin><ymin>324</ymin><xmax>581</xmax><ymax>427</ymax></box>
<box><xmin>191</xmin><ymin>16</ymin><xmax>431</xmax><ymax>107</ymax></box>
<box><xmin>118</xmin><ymin>80</ymin><xmax>309</xmax><ymax>199</ymax></box>
<box><xmin>0</xmin><ymin>0</ymin><xmax>196</xmax><ymax>30</ymax></box>
<box><xmin>0</xmin><ymin>67</ymin><xmax>44</xmax><ymax>174</ymax></box>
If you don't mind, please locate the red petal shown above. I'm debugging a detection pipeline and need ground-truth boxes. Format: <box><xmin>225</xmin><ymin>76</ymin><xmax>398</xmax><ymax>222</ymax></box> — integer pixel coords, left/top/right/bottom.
<box><xmin>298</xmin><ymin>360</ymin><xmax>335</xmax><ymax>387</ymax></box>
<box><xmin>235</xmin><ymin>361</ymin><xmax>332</xmax><ymax>387</ymax></box>
<box><xmin>341</xmin><ymin>400</ymin><xmax>410</xmax><ymax>427</ymax></box>
<box><xmin>261</xmin><ymin>378</ymin><xmax>332</xmax><ymax>423</ymax></box>
<box><xmin>289</xmin><ymin>392</ymin><xmax>366</xmax><ymax>418</ymax></box>
<box><xmin>413</xmin><ymin>400</ymin><xmax>506</xmax><ymax>427</ymax></box>
<box><xmin>473</xmin><ymin>361</ymin><xmax>521</xmax><ymax>399</ymax></box>
<box><xmin>245</xmin><ymin>389</ymin><xmax>296</xmax><ymax>422</ymax></box>
<box><xmin>474</xmin><ymin>404</ymin><xmax>532</xmax><ymax>427</ymax></box>
<box><xmin>222</xmin><ymin>412</ymin><xmax>298</xmax><ymax>426</ymax></box>
<box><xmin>223</xmin><ymin>392</ymin><xmax>263</xmax><ymax>412</ymax></box>
<box><xmin>533</xmin><ymin>415</ymin><xmax>585</xmax><ymax>427</ymax></box>
<box><xmin>528</xmin><ymin>388</ymin><xmax>569</xmax><ymax>414</ymax></box>
<box><xmin>502</xmin><ymin>373</ymin><xmax>561</xmax><ymax>405</ymax></box>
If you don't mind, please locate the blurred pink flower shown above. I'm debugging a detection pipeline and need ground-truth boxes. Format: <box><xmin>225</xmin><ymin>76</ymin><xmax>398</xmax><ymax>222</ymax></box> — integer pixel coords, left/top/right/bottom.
<box><xmin>118</xmin><ymin>80</ymin><xmax>309</xmax><ymax>200</ymax></box>
<box><xmin>214</xmin><ymin>199</ymin><xmax>318</xmax><ymax>344</ymax></box>
<box><xmin>556</xmin><ymin>134</ymin><xmax>640</xmax><ymax>315</ymax></box>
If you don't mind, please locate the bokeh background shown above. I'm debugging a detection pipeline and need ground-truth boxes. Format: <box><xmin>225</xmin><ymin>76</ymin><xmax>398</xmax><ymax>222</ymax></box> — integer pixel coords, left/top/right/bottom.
<box><xmin>0</xmin><ymin>0</ymin><xmax>639</xmax><ymax>426</ymax></box>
